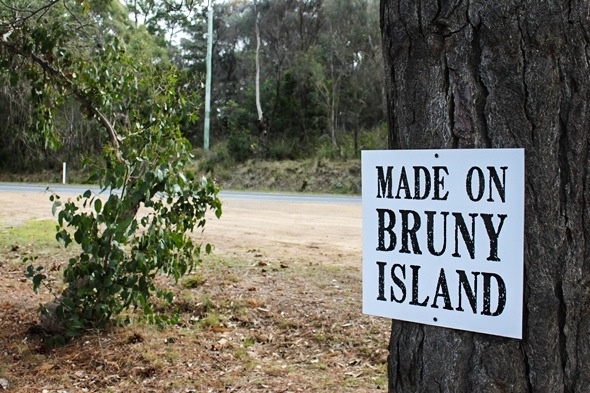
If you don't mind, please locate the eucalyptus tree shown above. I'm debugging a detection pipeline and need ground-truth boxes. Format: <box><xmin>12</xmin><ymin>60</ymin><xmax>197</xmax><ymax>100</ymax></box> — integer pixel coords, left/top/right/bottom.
<box><xmin>1</xmin><ymin>0</ymin><xmax>221</xmax><ymax>337</ymax></box>
<box><xmin>336</xmin><ymin>0</ymin><xmax>384</xmax><ymax>154</ymax></box>
<box><xmin>247</xmin><ymin>0</ymin><xmax>383</xmax><ymax>155</ymax></box>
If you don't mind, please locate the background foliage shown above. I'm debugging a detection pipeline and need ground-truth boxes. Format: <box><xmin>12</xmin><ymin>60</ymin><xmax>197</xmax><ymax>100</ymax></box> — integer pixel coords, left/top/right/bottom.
<box><xmin>0</xmin><ymin>0</ymin><xmax>385</xmax><ymax>171</ymax></box>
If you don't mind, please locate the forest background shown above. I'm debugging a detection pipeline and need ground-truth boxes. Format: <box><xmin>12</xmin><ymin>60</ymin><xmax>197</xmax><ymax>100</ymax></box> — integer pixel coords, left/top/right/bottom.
<box><xmin>1</xmin><ymin>0</ymin><xmax>386</xmax><ymax>192</ymax></box>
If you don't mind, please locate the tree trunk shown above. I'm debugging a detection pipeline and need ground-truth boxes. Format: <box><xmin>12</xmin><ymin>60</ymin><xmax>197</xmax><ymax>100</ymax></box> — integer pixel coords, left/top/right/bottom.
<box><xmin>381</xmin><ymin>1</ymin><xmax>590</xmax><ymax>392</ymax></box>
<box><xmin>254</xmin><ymin>1</ymin><xmax>267</xmax><ymax>152</ymax></box>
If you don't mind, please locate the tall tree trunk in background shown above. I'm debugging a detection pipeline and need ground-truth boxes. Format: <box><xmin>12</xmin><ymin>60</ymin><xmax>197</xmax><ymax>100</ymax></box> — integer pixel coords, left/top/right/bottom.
<box><xmin>381</xmin><ymin>1</ymin><xmax>589</xmax><ymax>392</ymax></box>
<box><xmin>330</xmin><ymin>73</ymin><xmax>338</xmax><ymax>147</ymax></box>
<box><xmin>254</xmin><ymin>0</ymin><xmax>267</xmax><ymax>153</ymax></box>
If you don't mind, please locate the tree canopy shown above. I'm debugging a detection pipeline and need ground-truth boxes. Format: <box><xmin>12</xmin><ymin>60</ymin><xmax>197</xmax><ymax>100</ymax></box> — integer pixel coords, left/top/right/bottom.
<box><xmin>0</xmin><ymin>0</ymin><xmax>385</xmax><ymax>168</ymax></box>
<box><xmin>206</xmin><ymin>0</ymin><xmax>385</xmax><ymax>159</ymax></box>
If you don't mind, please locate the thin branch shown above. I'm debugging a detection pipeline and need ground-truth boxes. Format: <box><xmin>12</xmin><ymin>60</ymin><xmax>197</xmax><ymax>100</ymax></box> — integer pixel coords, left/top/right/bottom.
<box><xmin>0</xmin><ymin>0</ymin><xmax>61</xmax><ymax>26</ymax></box>
<box><xmin>62</xmin><ymin>0</ymin><xmax>86</xmax><ymax>30</ymax></box>
<box><xmin>0</xmin><ymin>37</ymin><xmax>122</xmax><ymax>159</ymax></box>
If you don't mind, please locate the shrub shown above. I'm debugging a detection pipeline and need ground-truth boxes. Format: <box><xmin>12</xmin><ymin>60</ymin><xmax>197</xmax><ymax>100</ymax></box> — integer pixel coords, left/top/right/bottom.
<box><xmin>227</xmin><ymin>130</ymin><xmax>253</xmax><ymax>163</ymax></box>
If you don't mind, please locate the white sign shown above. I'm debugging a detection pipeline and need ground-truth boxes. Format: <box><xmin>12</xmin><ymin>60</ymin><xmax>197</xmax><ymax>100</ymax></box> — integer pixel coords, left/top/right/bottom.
<box><xmin>362</xmin><ymin>149</ymin><xmax>524</xmax><ymax>339</ymax></box>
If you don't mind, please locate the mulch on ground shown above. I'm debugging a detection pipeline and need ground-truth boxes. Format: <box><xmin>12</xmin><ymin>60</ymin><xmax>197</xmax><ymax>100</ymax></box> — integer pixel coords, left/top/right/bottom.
<box><xmin>0</xmin><ymin>245</ymin><xmax>389</xmax><ymax>392</ymax></box>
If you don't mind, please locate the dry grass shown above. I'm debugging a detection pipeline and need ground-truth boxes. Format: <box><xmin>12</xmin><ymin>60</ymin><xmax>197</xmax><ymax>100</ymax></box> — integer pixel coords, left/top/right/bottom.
<box><xmin>0</xmin><ymin>223</ymin><xmax>389</xmax><ymax>392</ymax></box>
<box><xmin>207</xmin><ymin>158</ymin><xmax>362</xmax><ymax>195</ymax></box>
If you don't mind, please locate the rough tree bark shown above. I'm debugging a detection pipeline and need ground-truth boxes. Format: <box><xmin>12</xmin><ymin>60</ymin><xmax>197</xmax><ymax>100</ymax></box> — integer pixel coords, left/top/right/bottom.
<box><xmin>381</xmin><ymin>1</ymin><xmax>589</xmax><ymax>392</ymax></box>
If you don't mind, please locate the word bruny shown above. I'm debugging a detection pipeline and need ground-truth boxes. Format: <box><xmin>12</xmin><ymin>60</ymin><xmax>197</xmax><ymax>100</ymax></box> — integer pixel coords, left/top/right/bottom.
<box><xmin>373</xmin><ymin>164</ymin><xmax>509</xmax><ymax>316</ymax></box>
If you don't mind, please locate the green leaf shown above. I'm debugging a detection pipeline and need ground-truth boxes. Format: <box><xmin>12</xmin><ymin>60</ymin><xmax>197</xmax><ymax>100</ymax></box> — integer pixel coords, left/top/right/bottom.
<box><xmin>52</xmin><ymin>199</ymin><xmax>62</xmax><ymax>216</ymax></box>
<box><xmin>94</xmin><ymin>198</ymin><xmax>102</xmax><ymax>214</ymax></box>
<box><xmin>74</xmin><ymin>228</ymin><xmax>84</xmax><ymax>244</ymax></box>
<box><xmin>32</xmin><ymin>273</ymin><xmax>47</xmax><ymax>292</ymax></box>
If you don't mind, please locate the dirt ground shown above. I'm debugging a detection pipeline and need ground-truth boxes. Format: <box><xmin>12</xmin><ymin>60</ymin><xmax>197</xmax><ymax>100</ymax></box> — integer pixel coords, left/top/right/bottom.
<box><xmin>0</xmin><ymin>190</ymin><xmax>362</xmax><ymax>268</ymax></box>
<box><xmin>199</xmin><ymin>198</ymin><xmax>362</xmax><ymax>269</ymax></box>
<box><xmin>0</xmin><ymin>189</ymin><xmax>390</xmax><ymax>392</ymax></box>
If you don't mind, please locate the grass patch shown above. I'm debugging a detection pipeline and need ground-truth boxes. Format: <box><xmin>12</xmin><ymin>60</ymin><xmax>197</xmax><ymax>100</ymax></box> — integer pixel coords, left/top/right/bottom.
<box><xmin>181</xmin><ymin>272</ymin><xmax>206</xmax><ymax>288</ymax></box>
<box><xmin>0</xmin><ymin>219</ymin><xmax>66</xmax><ymax>275</ymax></box>
<box><xmin>198</xmin><ymin>313</ymin><xmax>221</xmax><ymax>329</ymax></box>
<box><xmin>242</xmin><ymin>336</ymin><xmax>256</xmax><ymax>348</ymax></box>
<box><xmin>0</xmin><ymin>219</ymin><xmax>58</xmax><ymax>251</ymax></box>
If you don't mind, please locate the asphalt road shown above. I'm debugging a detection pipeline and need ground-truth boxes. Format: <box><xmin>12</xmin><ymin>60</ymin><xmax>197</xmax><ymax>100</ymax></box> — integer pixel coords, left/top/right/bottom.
<box><xmin>0</xmin><ymin>183</ymin><xmax>361</xmax><ymax>205</ymax></box>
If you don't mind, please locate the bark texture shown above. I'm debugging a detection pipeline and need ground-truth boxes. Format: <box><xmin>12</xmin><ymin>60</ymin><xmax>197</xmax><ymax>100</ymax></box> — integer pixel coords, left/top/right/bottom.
<box><xmin>381</xmin><ymin>1</ymin><xmax>590</xmax><ymax>392</ymax></box>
